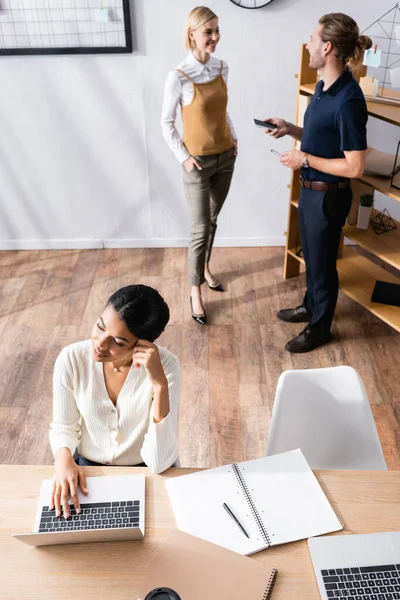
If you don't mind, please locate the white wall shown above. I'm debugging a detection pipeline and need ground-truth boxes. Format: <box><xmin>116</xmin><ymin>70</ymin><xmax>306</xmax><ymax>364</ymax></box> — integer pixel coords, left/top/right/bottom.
<box><xmin>0</xmin><ymin>0</ymin><xmax>398</xmax><ymax>250</ymax></box>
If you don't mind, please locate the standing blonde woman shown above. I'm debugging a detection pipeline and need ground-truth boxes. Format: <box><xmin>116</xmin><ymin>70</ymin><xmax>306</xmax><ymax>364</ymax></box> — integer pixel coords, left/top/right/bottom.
<box><xmin>161</xmin><ymin>6</ymin><xmax>237</xmax><ymax>325</ymax></box>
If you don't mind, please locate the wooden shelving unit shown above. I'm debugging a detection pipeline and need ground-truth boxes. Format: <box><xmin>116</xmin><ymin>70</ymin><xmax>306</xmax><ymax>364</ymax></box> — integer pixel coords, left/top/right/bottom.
<box><xmin>342</xmin><ymin>212</ymin><xmax>400</xmax><ymax>271</ymax></box>
<box><xmin>337</xmin><ymin>248</ymin><xmax>400</xmax><ymax>331</ymax></box>
<box><xmin>284</xmin><ymin>44</ymin><xmax>400</xmax><ymax>333</ymax></box>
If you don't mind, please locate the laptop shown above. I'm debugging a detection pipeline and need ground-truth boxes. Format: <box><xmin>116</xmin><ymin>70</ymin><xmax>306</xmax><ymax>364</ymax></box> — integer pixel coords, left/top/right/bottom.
<box><xmin>13</xmin><ymin>474</ymin><xmax>145</xmax><ymax>547</ymax></box>
<box><xmin>309</xmin><ymin>532</ymin><xmax>400</xmax><ymax>600</ymax></box>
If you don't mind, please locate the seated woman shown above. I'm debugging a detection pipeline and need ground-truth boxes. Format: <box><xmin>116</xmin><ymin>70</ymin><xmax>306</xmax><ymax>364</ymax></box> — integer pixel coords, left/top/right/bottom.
<box><xmin>49</xmin><ymin>284</ymin><xmax>181</xmax><ymax>518</ymax></box>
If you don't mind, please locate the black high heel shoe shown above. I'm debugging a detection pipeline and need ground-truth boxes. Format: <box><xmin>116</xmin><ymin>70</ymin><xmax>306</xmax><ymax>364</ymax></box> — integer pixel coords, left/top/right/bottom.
<box><xmin>190</xmin><ymin>297</ymin><xmax>207</xmax><ymax>325</ymax></box>
<box><xmin>205</xmin><ymin>278</ymin><xmax>224</xmax><ymax>292</ymax></box>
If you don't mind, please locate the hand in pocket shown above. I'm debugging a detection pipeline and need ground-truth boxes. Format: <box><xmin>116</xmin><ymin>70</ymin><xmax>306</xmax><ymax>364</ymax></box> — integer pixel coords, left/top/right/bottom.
<box><xmin>183</xmin><ymin>156</ymin><xmax>202</xmax><ymax>174</ymax></box>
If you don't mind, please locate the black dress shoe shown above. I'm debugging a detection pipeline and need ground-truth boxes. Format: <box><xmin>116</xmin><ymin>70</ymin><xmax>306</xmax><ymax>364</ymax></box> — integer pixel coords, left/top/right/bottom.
<box><xmin>285</xmin><ymin>327</ymin><xmax>332</xmax><ymax>353</ymax></box>
<box><xmin>190</xmin><ymin>297</ymin><xmax>207</xmax><ymax>325</ymax></box>
<box><xmin>205</xmin><ymin>279</ymin><xmax>224</xmax><ymax>292</ymax></box>
<box><xmin>277</xmin><ymin>305</ymin><xmax>312</xmax><ymax>323</ymax></box>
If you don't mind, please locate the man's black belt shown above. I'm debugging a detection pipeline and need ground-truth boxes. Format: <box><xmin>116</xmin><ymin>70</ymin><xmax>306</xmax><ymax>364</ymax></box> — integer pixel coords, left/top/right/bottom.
<box><xmin>300</xmin><ymin>176</ymin><xmax>350</xmax><ymax>191</ymax></box>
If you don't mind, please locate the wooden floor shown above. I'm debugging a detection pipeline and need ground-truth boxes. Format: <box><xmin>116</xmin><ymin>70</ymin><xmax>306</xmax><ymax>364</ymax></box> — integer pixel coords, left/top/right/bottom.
<box><xmin>0</xmin><ymin>247</ymin><xmax>399</xmax><ymax>469</ymax></box>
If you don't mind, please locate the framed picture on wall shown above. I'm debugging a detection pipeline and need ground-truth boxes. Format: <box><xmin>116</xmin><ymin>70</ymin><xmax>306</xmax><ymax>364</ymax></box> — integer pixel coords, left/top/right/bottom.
<box><xmin>0</xmin><ymin>0</ymin><xmax>132</xmax><ymax>56</ymax></box>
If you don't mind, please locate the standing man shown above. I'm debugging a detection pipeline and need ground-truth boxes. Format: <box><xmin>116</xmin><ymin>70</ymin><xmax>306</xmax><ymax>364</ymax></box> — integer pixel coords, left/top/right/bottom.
<box><xmin>267</xmin><ymin>13</ymin><xmax>371</xmax><ymax>353</ymax></box>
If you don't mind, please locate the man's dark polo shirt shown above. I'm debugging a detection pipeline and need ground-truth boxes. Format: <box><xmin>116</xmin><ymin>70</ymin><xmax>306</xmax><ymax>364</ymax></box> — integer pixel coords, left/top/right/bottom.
<box><xmin>301</xmin><ymin>69</ymin><xmax>368</xmax><ymax>182</ymax></box>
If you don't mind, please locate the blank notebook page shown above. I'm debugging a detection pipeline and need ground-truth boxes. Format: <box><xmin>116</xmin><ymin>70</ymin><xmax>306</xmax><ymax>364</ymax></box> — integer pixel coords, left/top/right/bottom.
<box><xmin>166</xmin><ymin>465</ymin><xmax>259</xmax><ymax>554</ymax></box>
<box><xmin>238</xmin><ymin>449</ymin><xmax>342</xmax><ymax>548</ymax></box>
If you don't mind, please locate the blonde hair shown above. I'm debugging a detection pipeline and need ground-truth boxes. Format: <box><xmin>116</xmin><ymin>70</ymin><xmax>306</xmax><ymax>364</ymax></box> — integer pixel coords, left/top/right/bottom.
<box><xmin>183</xmin><ymin>6</ymin><xmax>218</xmax><ymax>50</ymax></box>
<box><xmin>319</xmin><ymin>13</ymin><xmax>372</xmax><ymax>70</ymax></box>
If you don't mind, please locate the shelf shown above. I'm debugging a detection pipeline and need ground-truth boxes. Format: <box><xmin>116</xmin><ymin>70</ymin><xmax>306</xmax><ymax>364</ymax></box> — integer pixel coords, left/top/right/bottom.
<box><xmin>337</xmin><ymin>247</ymin><xmax>400</xmax><ymax>332</ymax></box>
<box><xmin>357</xmin><ymin>174</ymin><xmax>400</xmax><ymax>203</ymax></box>
<box><xmin>287</xmin><ymin>247</ymin><xmax>304</xmax><ymax>265</ymax></box>
<box><xmin>343</xmin><ymin>216</ymin><xmax>400</xmax><ymax>271</ymax></box>
<box><xmin>299</xmin><ymin>83</ymin><xmax>316</xmax><ymax>95</ymax></box>
<box><xmin>299</xmin><ymin>82</ymin><xmax>400</xmax><ymax>127</ymax></box>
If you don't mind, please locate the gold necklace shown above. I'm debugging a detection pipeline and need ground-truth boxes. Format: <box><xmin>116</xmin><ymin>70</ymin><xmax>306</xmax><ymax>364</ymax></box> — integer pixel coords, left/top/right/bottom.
<box><xmin>113</xmin><ymin>361</ymin><xmax>132</xmax><ymax>373</ymax></box>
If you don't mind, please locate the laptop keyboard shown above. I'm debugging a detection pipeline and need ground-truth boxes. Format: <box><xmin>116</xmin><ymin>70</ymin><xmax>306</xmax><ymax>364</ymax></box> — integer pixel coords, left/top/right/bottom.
<box><xmin>322</xmin><ymin>564</ymin><xmax>400</xmax><ymax>600</ymax></box>
<box><xmin>38</xmin><ymin>501</ymin><xmax>140</xmax><ymax>533</ymax></box>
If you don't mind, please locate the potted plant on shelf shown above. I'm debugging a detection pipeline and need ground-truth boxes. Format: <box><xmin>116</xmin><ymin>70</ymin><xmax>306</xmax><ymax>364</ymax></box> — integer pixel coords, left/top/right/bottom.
<box><xmin>357</xmin><ymin>193</ymin><xmax>374</xmax><ymax>230</ymax></box>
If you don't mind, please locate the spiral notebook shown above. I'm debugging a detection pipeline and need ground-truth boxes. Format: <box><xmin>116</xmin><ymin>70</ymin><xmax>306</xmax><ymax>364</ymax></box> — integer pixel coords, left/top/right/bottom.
<box><xmin>137</xmin><ymin>529</ymin><xmax>278</xmax><ymax>600</ymax></box>
<box><xmin>165</xmin><ymin>449</ymin><xmax>342</xmax><ymax>555</ymax></box>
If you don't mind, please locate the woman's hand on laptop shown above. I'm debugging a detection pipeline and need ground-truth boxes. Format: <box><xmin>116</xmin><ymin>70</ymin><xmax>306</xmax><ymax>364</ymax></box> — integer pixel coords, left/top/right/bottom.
<box><xmin>50</xmin><ymin>448</ymin><xmax>89</xmax><ymax>519</ymax></box>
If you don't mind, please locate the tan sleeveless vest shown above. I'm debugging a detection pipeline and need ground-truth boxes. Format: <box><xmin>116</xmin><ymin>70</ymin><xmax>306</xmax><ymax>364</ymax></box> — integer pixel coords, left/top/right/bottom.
<box><xmin>177</xmin><ymin>61</ymin><xmax>233</xmax><ymax>157</ymax></box>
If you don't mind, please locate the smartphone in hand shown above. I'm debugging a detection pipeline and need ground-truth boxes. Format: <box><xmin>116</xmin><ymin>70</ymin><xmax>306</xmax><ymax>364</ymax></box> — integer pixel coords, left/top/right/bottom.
<box><xmin>254</xmin><ymin>118</ymin><xmax>278</xmax><ymax>130</ymax></box>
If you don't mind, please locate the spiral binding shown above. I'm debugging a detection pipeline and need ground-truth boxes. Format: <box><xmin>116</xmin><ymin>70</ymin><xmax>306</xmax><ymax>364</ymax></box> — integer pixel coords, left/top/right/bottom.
<box><xmin>231</xmin><ymin>463</ymin><xmax>272</xmax><ymax>547</ymax></box>
<box><xmin>263</xmin><ymin>568</ymin><xmax>278</xmax><ymax>600</ymax></box>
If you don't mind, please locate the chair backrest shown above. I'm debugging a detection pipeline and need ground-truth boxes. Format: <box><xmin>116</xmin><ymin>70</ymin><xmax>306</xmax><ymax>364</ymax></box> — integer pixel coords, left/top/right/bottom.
<box><xmin>266</xmin><ymin>366</ymin><xmax>387</xmax><ymax>470</ymax></box>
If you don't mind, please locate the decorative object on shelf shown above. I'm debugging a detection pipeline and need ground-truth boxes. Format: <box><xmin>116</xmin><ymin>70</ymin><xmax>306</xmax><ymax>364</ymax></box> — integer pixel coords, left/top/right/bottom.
<box><xmin>347</xmin><ymin>181</ymin><xmax>372</xmax><ymax>225</ymax></box>
<box><xmin>390</xmin><ymin>140</ymin><xmax>400</xmax><ymax>189</ymax></box>
<box><xmin>357</xmin><ymin>193</ymin><xmax>374</xmax><ymax>230</ymax></box>
<box><xmin>229</xmin><ymin>0</ymin><xmax>276</xmax><ymax>8</ymax></box>
<box><xmin>363</xmin><ymin>46</ymin><xmax>382</xmax><ymax>68</ymax></box>
<box><xmin>361</xmin><ymin>4</ymin><xmax>400</xmax><ymax>106</ymax></box>
<box><xmin>371</xmin><ymin>208</ymin><xmax>397</xmax><ymax>234</ymax></box>
<box><xmin>371</xmin><ymin>280</ymin><xmax>400</xmax><ymax>307</ymax></box>
<box><xmin>359</xmin><ymin>76</ymin><xmax>379</xmax><ymax>97</ymax></box>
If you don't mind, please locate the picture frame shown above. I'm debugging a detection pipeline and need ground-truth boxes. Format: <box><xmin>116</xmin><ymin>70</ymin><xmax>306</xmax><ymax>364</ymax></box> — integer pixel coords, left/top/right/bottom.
<box><xmin>0</xmin><ymin>0</ymin><xmax>132</xmax><ymax>56</ymax></box>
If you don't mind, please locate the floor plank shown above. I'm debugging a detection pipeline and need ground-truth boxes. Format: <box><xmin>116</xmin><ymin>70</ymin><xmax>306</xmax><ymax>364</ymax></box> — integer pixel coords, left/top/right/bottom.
<box><xmin>57</xmin><ymin>250</ymin><xmax>99</xmax><ymax>328</ymax></box>
<box><xmin>179</xmin><ymin>323</ymin><xmax>210</xmax><ymax>468</ymax></box>
<box><xmin>208</xmin><ymin>325</ymin><xmax>243</xmax><ymax>467</ymax></box>
<box><xmin>50</xmin><ymin>250</ymin><xmax>79</xmax><ymax>279</ymax></box>
<box><xmin>0</xmin><ymin>271</ymin><xmax>48</xmax><ymax>407</ymax></box>
<box><xmin>229</xmin><ymin>248</ymin><xmax>269</xmax><ymax>408</ymax></box>
<box><xmin>11</xmin><ymin>325</ymin><xmax>81</xmax><ymax>465</ymax></box>
<box><xmin>206</xmin><ymin>247</ymin><xmax>234</xmax><ymax>326</ymax></box>
<box><xmin>335</xmin><ymin>295</ymin><xmax>391</xmax><ymax>406</ymax></box>
<box><xmin>4</xmin><ymin>276</ymin><xmax>71</xmax><ymax>410</ymax></box>
<box><xmin>0</xmin><ymin>408</ymin><xmax>26</xmax><ymax>463</ymax></box>
<box><xmin>78</xmin><ymin>277</ymin><xmax>117</xmax><ymax>340</ymax></box>
<box><xmin>161</xmin><ymin>248</ymin><xmax>185</xmax><ymax>325</ymax></box>
<box><xmin>95</xmin><ymin>249</ymin><xmax>122</xmax><ymax>278</ymax></box>
<box><xmin>140</xmin><ymin>248</ymin><xmax>164</xmax><ymax>277</ymax></box>
<box><xmin>371</xmin><ymin>405</ymin><xmax>400</xmax><ymax>470</ymax></box>
<box><xmin>0</xmin><ymin>250</ymin><xmax>18</xmax><ymax>280</ymax></box>
<box><xmin>255</xmin><ymin>247</ymin><xmax>295</xmax><ymax>406</ymax></box>
<box><xmin>240</xmin><ymin>406</ymin><xmax>271</xmax><ymax>461</ymax></box>
<box><xmin>118</xmin><ymin>248</ymin><xmax>143</xmax><ymax>278</ymax></box>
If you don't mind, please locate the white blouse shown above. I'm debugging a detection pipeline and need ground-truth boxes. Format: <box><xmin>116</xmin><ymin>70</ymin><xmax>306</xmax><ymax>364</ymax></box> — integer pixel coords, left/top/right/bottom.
<box><xmin>161</xmin><ymin>52</ymin><xmax>237</xmax><ymax>164</ymax></box>
<box><xmin>49</xmin><ymin>340</ymin><xmax>181</xmax><ymax>474</ymax></box>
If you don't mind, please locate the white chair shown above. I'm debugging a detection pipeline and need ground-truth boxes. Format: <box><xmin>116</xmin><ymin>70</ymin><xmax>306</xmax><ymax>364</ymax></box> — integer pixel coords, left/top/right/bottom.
<box><xmin>266</xmin><ymin>366</ymin><xmax>387</xmax><ymax>470</ymax></box>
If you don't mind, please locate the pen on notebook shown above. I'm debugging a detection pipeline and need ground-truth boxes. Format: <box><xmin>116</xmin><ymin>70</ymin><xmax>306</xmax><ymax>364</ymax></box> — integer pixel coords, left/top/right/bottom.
<box><xmin>222</xmin><ymin>502</ymin><xmax>249</xmax><ymax>539</ymax></box>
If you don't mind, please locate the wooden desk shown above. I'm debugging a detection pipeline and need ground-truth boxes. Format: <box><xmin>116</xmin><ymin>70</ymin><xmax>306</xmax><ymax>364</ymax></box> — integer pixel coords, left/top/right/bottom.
<box><xmin>1</xmin><ymin>466</ymin><xmax>400</xmax><ymax>600</ymax></box>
